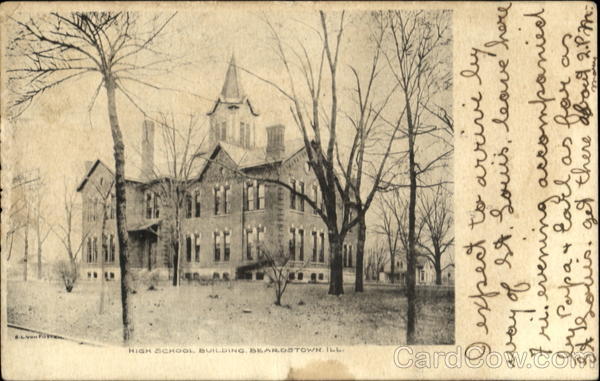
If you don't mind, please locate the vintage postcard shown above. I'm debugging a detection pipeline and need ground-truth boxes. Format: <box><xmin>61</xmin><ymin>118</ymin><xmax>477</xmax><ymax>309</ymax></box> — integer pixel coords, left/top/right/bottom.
<box><xmin>0</xmin><ymin>1</ymin><xmax>597</xmax><ymax>380</ymax></box>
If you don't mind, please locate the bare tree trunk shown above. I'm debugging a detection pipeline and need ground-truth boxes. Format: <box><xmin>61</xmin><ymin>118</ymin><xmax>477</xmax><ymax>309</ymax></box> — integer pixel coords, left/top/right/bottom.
<box><xmin>172</xmin><ymin>244</ymin><xmax>179</xmax><ymax>286</ymax></box>
<box><xmin>328</xmin><ymin>233</ymin><xmax>344</xmax><ymax>295</ymax></box>
<box><xmin>99</xmin><ymin>213</ymin><xmax>108</xmax><ymax>314</ymax></box>
<box><xmin>435</xmin><ymin>252</ymin><xmax>442</xmax><ymax>285</ymax></box>
<box><xmin>354</xmin><ymin>215</ymin><xmax>366</xmax><ymax>292</ymax></box>
<box><xmin>390</xmin><ymin>250</ymin><xmax>396</xmax><ymax>284</ymax></box>
<box><xmin>105</xmin><ymin>76</ymin><xmax>134</xmax><ymax>342</ymax></box>
<box><xmin>176</xmin><ymin>237</ymin><xmax>182</xmax><ymax>287</ymax></box>
<box><xmin>406</xmin><ymin>113</ymin><xmax>417</xmax><ymax>345</ymax></box>
<box><xmin>172</xmin><ymin>206</ymin><xmax>182</xmax><ymax>287</ymax></box>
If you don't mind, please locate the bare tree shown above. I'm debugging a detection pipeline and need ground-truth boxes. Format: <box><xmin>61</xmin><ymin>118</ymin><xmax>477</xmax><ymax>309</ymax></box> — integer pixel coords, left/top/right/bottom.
<box><xmin>34</xmin><ymin>181</ymin><xmax>51</xmax><ymax>280</ymax></box>
<box><xmin>145</xmin><ymin>113</ymin><xmax>207</xmax><ymax>287</ymax></box>
<box><xmin>418</xmin><ymin>187</ymin><xmax>454</xmax><ymax>285</ymax></box>
<box><xmin>55</xmin><ymin>259</ymin><xmax>79</xmax><ymax>293</ymax></box>
<box><xmin>7</xmin><ymin>170</ymin><xmax>41</xmax><ymax>281</ymax></box>
<box><xmin>53</xmin><ymin>181</ymin><xmax>88</xmax><ymax>292</ymax></box>
<box><xmin>90</xmin><ymin>177</ymin><xmax>115</xmax><ymax>313</ymax></box>
<box><xmin>8</xmin><ymin>12</ymin><xmax>178</xmax><ymax>342</ymax></box>
<box><xmin>262</xmin><ymin>243</ymin><xmax>307</xmax><ymax>306</ymax></box>
<box><xmin>365</xmin><ymin>244</ymin><xmax>389</xmax><ymax>282</ymax></box>
<box><xmin>335</xmin><ymin>14</ymin><xmax>404</xmax><ymax>292</ymax></box>
<box><xmin>233</xmin><ymin>11</ymin><xmax>403</xmax><ymax>295</ymax></box>
<box><xmin>379</xmin><ymin>10</ymin><xmax>452</xmax><ymax>344</ymax></box>
<box><xmin>375</xmin><ymin>192</ymin><xmax>400</xmax><ymax>283</ymax></box>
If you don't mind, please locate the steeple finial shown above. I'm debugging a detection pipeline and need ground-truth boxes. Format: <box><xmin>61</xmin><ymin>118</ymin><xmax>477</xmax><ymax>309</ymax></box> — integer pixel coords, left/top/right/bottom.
<box><xmin>220</xmin><ymin>53</ymin><xmax>244</xmax><ymax>101</ymax></box>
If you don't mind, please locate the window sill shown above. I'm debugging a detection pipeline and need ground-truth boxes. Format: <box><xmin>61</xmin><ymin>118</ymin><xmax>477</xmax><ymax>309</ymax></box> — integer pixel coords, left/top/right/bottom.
<box><xmin>243</xmin><ymin>209</ymin><xmax>266</xmax><ymax>214</ymax></box>
<box><xmin>211</xmin><ymin>213</ymin><xmax>232</xmax><ymax>217</ymax></box>
<box><xmin>288</xmin><ymin>209</ymin><xmax>306</xmax><ymax>215</ymax></box>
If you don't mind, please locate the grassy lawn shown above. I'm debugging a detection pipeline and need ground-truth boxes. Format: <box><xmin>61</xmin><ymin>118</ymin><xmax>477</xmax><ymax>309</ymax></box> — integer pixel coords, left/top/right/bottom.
<box><xmin>6</xmin><ymin>280</ymin><xmax>454</xmax><ymax>346</ymax></box>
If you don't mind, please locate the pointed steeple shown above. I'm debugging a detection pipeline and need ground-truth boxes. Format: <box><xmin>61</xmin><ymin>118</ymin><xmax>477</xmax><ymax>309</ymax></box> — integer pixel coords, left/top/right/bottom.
<box><xmin>220</xmin><ymin>54</ymin><xmax>245</xmax><ymax>102</ymax></box>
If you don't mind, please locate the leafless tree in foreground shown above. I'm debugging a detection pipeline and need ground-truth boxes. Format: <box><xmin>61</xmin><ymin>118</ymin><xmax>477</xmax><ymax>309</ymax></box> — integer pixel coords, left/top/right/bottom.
<box><xmin>90</xmin><ymin>177</ymin><xmax>115</xmax><ymax>313</ymax></box>
<box><xmin>336</xmin><ymin>14</ymin><xmax>404</xmax><ymax>292</ymax></box>
<box><xmin>235</xmin><ymin>11</ymin><xmax>403</xmax><ymax>295</ymax></box>
<box><xmin>262</xmin><ymin>243</ymin><xmax>308</xmax><ymax>306</ymax></box>
<box><xmin>7</xmin><ymin>11</ymin><xmax>177</xmax><ymax>342</ymax></box>
<box><xmin>146</xmin><ymin>113</ymin><xmax>207</xmax><ymax>287</ymax></box>
<box><xmin>53</xmin><ymin>181</ymin><xmax>88</xmax><ymax>292</ymax></box>
<box><xmin>418</xmin><ymin>187</ymin><xmax>454</xmax><ymax>285</ymax></box>
<box><xmin>379</xmin><ymin>10</ymin><xmax>452</xmax><ymax>344</ymax></box>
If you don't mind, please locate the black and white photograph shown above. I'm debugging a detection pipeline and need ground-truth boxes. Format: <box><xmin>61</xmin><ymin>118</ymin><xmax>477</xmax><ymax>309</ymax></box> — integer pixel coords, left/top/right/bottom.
<box><xmin>3</xmin><ymin>6</ymin><xmax>454</xmax><ymax>348</ymax></box>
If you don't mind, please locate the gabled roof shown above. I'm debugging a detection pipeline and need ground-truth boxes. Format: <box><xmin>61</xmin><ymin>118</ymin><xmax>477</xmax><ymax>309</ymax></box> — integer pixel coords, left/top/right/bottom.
<box><xmin>196</xmin><ymin>139</ymin><xmax>307</xmax><ymax>179</ymax></box>
<box><xmin>76</xmin><ymin>159</ymin><xmax>143</xmax><ymax>192</ymax></box>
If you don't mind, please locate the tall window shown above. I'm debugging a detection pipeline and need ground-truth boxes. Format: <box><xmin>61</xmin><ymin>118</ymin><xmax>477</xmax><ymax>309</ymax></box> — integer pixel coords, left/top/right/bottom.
<box><xmin>185</xmin><ymin>193</ymin><xmax>193</xmax><ymax>219</ymax></box>
<box><xmin>145</xmin><ymin>192</ymin><xmax>153</xmax><ymax>219</ymax></box>
<box><xmin>194</xmin><ymin>191</ymin><xmax>201</xmax><ymax>218</ymax></box>
<box><xmin>246</xmin><ymin>228</ymin><xmax>254</xmax><ymax>260</ymax></box>
<box><xmin>194</xmin><ymin>233</ymin><xmax>201</xmax><ymax>262</ymax></box>
<box><xmin>319</xmin><ymin>232</ymin><xmax>325</xmax><ymax>263</ymax></box>
<box><xmin>186</xmin><ymin>235</ymin><xmax>192</xmax><ymax>262</ymax></box>
<box><xmin>299</xmin><ymin>182</ymin><xmax>305</xmax><ymax>212</ymax></box>
<box><xmin>343</xmin><ymin>244</ymin><xmax>348</xmax><ymax>267</ymax></box>
<box><xmin>103</xmin><ymin>235</ymin><xmax>108</xmax><ymax>262</ymax></box>
<box><xmin>145</xmin><ymin>191</ymin><xmax>160</xmax><ymax>219</ymax></box>
<box><xmin>109</xmin><ymin>235</ymin><xmax>115</xmax><ymax>262</ymax></box>
<box><xmin>246</xmin><ymin>182</ymin><xmax>255</xmax><ymax>211</ymax></box>
<box><xmin>298</xmin><ymin>229</ymin><xmax>304</xmax><ymax>261</ymax></box>
<box><xmin>289</xmin><ymin>228</ymin><xmax>296</xmax><ymax>261</ymax></box>
<box><xmin>224</xmin><ymin>231</ymin><xmax>231</xmax><ymax>261</ymax></box>
<box><xmin>224</xmin><ymin>185</ymin><xmax>230</xmax><ymax>214</ymax></box>
<box><xmin>290</xmin><ymin>179</ymin><xmax>296</xmax><ymax>209</ymax></box>
<box><xmin>257</xmin><ymin>183</ymin><xmax>265</xmax><ymax>209</ymax></box>
<box><xmin>311</xmin><ymin>231</ymin><xmax>318</xmax><ymax>262</ymax></box>
<box><xmin>257</xmin><ymin>226</ymin><xmax>265</xmax><ymax>257</ymax></box>
<box><xmin>214</xmin><ymin>186</ymin><xmax>221</xmax><ymax>215</ymax></box>
<box><xmin>92</xmin><ymin>237</ymin><xmax>98</xmax><ymax>263</ymax></box>
<box><xmin>86</xmin><ymin>238</ymin><xmax>92</xmax><ymax>263</ymax></box>
<box><xmin>214</xmin><ymin>232</ymin><xmax>221</xmax><ymax>261</ymax></box>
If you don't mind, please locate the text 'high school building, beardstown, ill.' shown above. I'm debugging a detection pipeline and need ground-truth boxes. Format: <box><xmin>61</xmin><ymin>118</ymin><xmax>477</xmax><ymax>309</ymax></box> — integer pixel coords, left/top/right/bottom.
<box><xmin>76</xmin><ymin>56</ymin><xmax>359</xmax><ymax>284</ymax></box>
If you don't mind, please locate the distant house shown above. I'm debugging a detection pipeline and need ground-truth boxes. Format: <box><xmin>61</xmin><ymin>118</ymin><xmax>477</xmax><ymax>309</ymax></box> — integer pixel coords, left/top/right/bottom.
<box><xmin>76</xmin><ymin>56</ymin><xmax>358</xmax><ymax>284</ymax></box>
<box><xmin>380</xmin><ymin>252</ymin><xmax>453</xmax><ymax>286</ymax></box>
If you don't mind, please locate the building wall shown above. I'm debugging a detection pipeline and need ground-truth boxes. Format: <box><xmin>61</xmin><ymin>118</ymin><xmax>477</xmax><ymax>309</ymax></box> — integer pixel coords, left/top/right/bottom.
<box><xmin>79</xmin><ymin>147</ymin><xmax>359</xmax><ymax>284</ymax></box>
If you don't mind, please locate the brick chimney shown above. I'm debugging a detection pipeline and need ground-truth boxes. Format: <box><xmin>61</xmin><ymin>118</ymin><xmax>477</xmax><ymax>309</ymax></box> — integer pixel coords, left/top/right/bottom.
<box><xmin>266</xmin><ymin>124</ymin><xmax>285</xmax><ymax>160</ymax></box>
<box><xmin>141</xmin><ymin>119</ymin><xmax>155</xmax><ymax>179</ymax></box>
